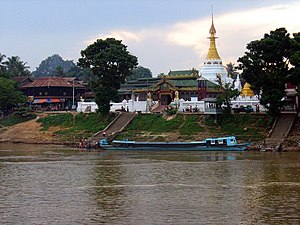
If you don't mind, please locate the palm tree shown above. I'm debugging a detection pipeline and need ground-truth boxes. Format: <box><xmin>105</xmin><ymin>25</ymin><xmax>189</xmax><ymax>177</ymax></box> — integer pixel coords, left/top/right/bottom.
<box><xmin>4</xmin><ymin>56</ymin><xmax>31</xmax><ymax>77</ymax></box>
<box><xmin>226</xmin><ymin>62</ymin><xmax>238</xmax><ymax>79</ymax></box>
<box><xmin>0</xmin><ymin>53</ymin><xmax>6</xmax><ymax>73</ymax></box>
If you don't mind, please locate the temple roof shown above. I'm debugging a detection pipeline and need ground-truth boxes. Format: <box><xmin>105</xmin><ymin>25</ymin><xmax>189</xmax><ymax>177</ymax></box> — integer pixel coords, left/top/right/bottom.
<box><xmin>167</xmin><ymin>69</ymin><xmax>199</xmax><ymax>77</ymax></box>
<box><xmin>168</xmin><ymin>79</ymin><xmax>198</xmax><ymax>87</ymax></box>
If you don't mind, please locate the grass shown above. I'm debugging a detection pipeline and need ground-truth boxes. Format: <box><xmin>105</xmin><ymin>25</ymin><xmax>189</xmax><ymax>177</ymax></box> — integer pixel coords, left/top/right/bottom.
<box><xmin>37</xmin><ymin>112</ymin><xmax>116</xmax><ymax>141</ymax></box>
<box><xmin>116</xmin><ymin>113</ymin><xmax>271</xmax><ymax>142</ymax></box>
<box><xmin>0</xmin><ymin>110</ymin><xmax>37</xmax><ymax>127</ymax></box>
<box><xmin>180</xmin><ymin>115</ymin><xmax>205</xmax><ymax>135</ymax></box>
<box><xmin>126</xmin><ymin>114</ymin><xmax>182</xmax><ymax>133</ymax></box>
<box><xmin>218</xmin><ymin>114</ymin><xmax>272</xmax><ymax>141</ymax></box>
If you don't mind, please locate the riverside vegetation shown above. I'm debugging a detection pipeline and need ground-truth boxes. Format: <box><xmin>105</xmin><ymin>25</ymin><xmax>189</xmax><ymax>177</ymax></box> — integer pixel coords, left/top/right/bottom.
<box><xmin>0</xmin><ymin>111</ymin><xmax>273</xmax><ymax>144</ymax></box>
<box><xmin>115</xmin><ymin>113</ymin><xmax>272</xmax><ymax>142</ymax></box>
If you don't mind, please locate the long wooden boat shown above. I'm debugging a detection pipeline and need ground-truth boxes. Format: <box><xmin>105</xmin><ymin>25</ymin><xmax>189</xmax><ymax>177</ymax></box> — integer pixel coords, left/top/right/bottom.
<box><xmin>99</xmin><ymin>136</ymin><xmax>250</xmax><ymax>151</ymax></box>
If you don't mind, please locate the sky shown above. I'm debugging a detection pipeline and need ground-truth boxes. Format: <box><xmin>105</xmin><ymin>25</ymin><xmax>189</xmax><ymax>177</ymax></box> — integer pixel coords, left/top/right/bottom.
<box><xmin>1</xmin><ymin>0</ymin><xmax>300</xmax><ymax>76</ymax></box>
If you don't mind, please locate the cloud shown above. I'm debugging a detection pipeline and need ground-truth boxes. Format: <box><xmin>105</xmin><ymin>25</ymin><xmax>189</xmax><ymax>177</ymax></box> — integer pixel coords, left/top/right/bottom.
<box><xmin>84</xmin><ymin>30</ymin><xmax>143</xmax><ymax>45</ymax></box>
<box><xmin>167</xmin><ymin>2</ymin><xmax>300</xmax><ymax>62</ymax></box>
<box><xmin>82</xmin><ymin>1</ymin><xmax>300</xmax><ymax>75</ymax></box>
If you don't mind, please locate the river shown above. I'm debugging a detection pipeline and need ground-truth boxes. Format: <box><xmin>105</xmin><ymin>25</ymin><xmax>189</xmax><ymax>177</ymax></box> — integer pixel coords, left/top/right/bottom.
<box><xmin>0</xmin><ymin>143</ymin><xmax>300</xmax><ymax>225</ymax></box>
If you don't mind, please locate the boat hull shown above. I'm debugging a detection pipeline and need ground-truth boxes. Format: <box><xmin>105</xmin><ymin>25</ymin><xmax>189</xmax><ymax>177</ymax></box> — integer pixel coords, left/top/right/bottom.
<box><xmin>103</xmin><ymin>143</ymin><xmax>250</xmax><ymax>151</ymax></box>
<box><xmin>100</xmin><ymin>136</ymin><xmax>251</xmax><ymax>152</ymax></box>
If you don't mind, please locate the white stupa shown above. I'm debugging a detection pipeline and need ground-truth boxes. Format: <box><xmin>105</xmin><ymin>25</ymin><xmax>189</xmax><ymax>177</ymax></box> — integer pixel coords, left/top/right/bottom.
<box><xmin>234</xmin><ymin>74</ymin><xmax>242</xmax><ymax>92</ymax></box>
<box><xmin>199</xmin><ymin>15</ymin><xmax>233</xmax><ymax>85</ymax></box>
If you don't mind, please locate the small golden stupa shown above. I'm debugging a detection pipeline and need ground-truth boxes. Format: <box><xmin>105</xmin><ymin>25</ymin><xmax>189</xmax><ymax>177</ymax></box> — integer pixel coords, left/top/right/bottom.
<box><xmin>241</xmin><ymin>82</ymin><xmax>254</xmax><ymax>97</ymax></box>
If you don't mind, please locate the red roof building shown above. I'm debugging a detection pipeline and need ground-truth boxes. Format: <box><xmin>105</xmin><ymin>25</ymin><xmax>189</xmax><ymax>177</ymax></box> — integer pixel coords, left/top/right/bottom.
<box><xmin>21</xmin><ymin>77</ymin><xmax>88</xmax><ymax>109</ymax></box>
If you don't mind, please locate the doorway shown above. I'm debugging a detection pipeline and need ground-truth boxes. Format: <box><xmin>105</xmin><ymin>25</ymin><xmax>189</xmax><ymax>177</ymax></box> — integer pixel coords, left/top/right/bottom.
<box><xmin>160</xmin><ymin>94</ymin><xmax>172</xmax><ymax>105</ymax></box>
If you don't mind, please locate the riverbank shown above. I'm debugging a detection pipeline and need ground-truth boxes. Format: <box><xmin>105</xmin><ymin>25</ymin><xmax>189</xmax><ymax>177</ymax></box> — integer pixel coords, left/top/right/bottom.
<box><xmin>0</xmin><ymin>112</ymin><xmax>116</xmax><ymax>145</ymax></box>
<box><xmin>0</xmin><ymin>112</ymin><xmax>267</xmax><ymax>143</ymax></box>
<box><xmin>1</xmin><ymin>112</ymin><xmax>299</xmax><ymax>151</ymax></box>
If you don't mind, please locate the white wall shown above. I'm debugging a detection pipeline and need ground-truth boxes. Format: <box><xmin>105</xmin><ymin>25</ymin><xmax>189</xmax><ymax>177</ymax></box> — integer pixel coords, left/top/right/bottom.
<box><xmin>110</xmin><ymin>100</ymin><xmax>148</xmax><ymax>112</ymax></box>
<box><xmin>178</xmin><ymin>100</ymin><xmax>205</xmax><ymax>112</ymax></box>
<box><xmin>77</xmin><ymin>102</ymin><xmax>98</xmax><ymax>113</ymax></box>
<box><xmin>230</xmin><ymin>100</ymin><xmax>266</xmax><ymax>112</ymax></box>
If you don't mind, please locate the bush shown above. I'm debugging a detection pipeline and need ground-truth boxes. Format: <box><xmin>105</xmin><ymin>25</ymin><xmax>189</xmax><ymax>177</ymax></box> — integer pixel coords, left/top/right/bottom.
<box><xmin>36</xmin><ymin>112</ymin><xmax>116</xmax><ymax>140</ymax></box>
<box><xmin>0</xmin><ymin>110</ymin><xmax>37</xmax><ymax>127</ymax></box>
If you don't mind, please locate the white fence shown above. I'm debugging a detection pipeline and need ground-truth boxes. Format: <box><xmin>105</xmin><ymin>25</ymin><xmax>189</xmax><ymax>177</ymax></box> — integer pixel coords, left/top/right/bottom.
<box><xmin>77</xmin><ymin>102</ymin><xmax>98</xmax><ymax>113</ymax></box>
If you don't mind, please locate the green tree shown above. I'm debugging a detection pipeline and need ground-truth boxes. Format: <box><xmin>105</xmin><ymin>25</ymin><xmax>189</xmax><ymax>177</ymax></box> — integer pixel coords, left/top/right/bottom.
<box><xmin>216</xmin><ymin>74</ymin><xmax>240</xmax><ymax>115</ymax></box>
<box><xmin>289</xmin><ymin>32</ymin><xmax>300</xmax><ymax>91</ymax></box>
<box><xmin>0</xmin><ymin>77</ymin><xmax>27</xmax><ymax>111</ymax></box>
<box><xmin>4</xmin><ymin>56</ymin><xmax>31</xmax><ymax>78</ymax></box>
<box><xmin>0</xmin><ymin>53</ymin><xmax>6</xmax><ymax>71</ymax></box>
<box><xmin>78</xmin><ymin>38</ymin><xmax>138</xmax><ymax>114</ymax></box>
<box><xmin>238</xmin><ymin>28</ymin><xmax>292</xmax><ymax>118</ymax></box>
<box><xmin>33</xmin><ymin>54</ymin><xmax>76</xmax><ymax>78</ymax></box>
<box><xmin>226</xmin><ymin>62</ymin><xmax>238</xmax><ymax>79</ymax></box>
<box><xmin>0</xmin><ymin>53</ymin><xmax>7</xmax><ymax>78</ymax></box>
<box><xmin>127</xmin><ymin>66</ymin><xmax>152</xmax><ymax>81</ymax></box>
<box><xmin>65</xmin><ymin>66</ymin><xmax>94</xmax><ymax>82</ymax></box>
<box><xmin>53</xmin><ymin>66</ymin><xmax>65</xmax><ymax>77</ymax></box>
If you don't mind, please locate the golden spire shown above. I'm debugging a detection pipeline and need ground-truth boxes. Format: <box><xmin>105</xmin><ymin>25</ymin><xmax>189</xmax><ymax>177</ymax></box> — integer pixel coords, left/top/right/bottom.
<box><xmin>206</xmin><ymin>14</ymin><xmax>221</xmax><ymax>60</ymax></box>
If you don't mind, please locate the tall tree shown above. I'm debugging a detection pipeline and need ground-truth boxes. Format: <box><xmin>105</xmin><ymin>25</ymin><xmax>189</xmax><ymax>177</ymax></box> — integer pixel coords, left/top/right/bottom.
<box><xmin>127</xmin><ymin>66</ymin><xmax>152</xmax><ymax>81</ymax></box>
<box><xmin>4</xmin><ymin>56</ymin><xmax>31</xmax><ymax>78</ymax></box>
<box><xmin>78</xmin><ymin>38</ymin><xmax>138</xmax><ymax>114</ymax></box>
<box><xmin>238</xmin><ymin>28</ymin><xmax>292</xmax><ymax>118</ymax></box>
<box><xmin>216</xmin><ymin>74</ymin><xmax>240</xmax><ymax>115</ymax></box>
<box><xmin>33</xmin><ymin>54</ymin><xmax>76</xmax><ymax>78</ymax></box>
<box><xmin>0</xmin><ymin>77</ymin><xmax>26</xmax><ymax>111</ymax></box>
<box><xmin>0</xmin><ymin>53</ymin><xmax>7</xmax><ymax>78</ymax></box>
<box><xmin>53</xmin><ymin>66</ymin><xmax>65</xmax><ymax>77</ymax></box>
<box><xmin>289</xmin><ymin>32</ymin><xmax>300</xmax><ymax>89</ymax></box>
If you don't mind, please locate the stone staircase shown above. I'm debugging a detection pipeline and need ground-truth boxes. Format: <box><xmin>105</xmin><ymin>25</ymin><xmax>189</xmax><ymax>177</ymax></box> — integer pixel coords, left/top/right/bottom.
<box><xmin>89</xmin><ymin>112</ymin><xmax>137</xmax><ymax>142</ymax></box>
<box><xmin>151</xmin><ymin>104</ymin><xmax>165</xmax><ymax>113</ymax></box>
<box><xmin>265</xmin><ymin>112</ymin><xmax>297</xmax><ymax>148</ymax></box>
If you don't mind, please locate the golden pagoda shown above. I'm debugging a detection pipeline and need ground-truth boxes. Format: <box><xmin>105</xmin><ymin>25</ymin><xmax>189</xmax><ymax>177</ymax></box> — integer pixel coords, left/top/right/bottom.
<box><xmin>200</xmin><ymin>14</ymin><xmax>232</xmax><ymax>85</ymax></box>
<box><xmin>241</xmin><ymin>83</ymin><xmax>254</xmax><ymax>97</ymax></box>
<box><xmin>206</xmin><ymin>15</ymin><xmax>221</xmax><ymax>60</ymax></box>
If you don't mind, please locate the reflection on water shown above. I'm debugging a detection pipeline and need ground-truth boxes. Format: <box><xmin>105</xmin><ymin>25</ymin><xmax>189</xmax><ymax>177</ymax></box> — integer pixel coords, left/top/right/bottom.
<box><xmin>0</xmin><ymin>143</ymin><xmax>300</xmax><ymax>224</ymax></box>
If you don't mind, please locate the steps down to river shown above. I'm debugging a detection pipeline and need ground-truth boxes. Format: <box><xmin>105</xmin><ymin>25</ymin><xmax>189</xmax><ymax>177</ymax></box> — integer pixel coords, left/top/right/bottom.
<box><xmin>151</xmin><ymin>104</ymin><xmax>165</xmax><ymax>113</ymax></box>
<box><xmin>89</xmin><ymin>112</ymin><xmax>137</xmax><ymax>142</ymax></box>
<box><xmin>264</xmin><ymin>112</ymin><xmax>297</xmax><ymax>148</ymax></box>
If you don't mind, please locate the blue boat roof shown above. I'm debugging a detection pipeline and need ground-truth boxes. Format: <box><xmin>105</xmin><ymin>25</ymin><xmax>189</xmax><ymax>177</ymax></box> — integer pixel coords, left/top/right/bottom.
<box><xmin>113</xmin><ymin>136</ymin><xmax>237</xmax><ymax>144</ymax></box>
<box><xmin>205</xmin><ymin>136</ymin><xmax>236</xmax><ymax>141</ymax></box>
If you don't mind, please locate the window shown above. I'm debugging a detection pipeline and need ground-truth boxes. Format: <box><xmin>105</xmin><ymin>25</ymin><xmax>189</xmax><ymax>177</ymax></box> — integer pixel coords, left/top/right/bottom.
<box><xmin>63</xmin><ymin>92</ymin><xmax>66</xmax><ymax>96</ymax></box>
<box><xmin>39</xmin><ymin>92</ymin><xmax>42</xmax><ymax>96</ymax></box>
<box><xmin>45</xmin><ymin>92</ymin><xmax>48</xmax><ymax>95</ymax></box>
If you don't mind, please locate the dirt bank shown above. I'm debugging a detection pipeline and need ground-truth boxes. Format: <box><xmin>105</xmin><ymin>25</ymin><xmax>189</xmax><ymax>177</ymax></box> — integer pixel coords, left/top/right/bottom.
<box><xmin>0</xmin><ymin>114</ymin><xmax>63</xmax><ymax>144</ymax></box>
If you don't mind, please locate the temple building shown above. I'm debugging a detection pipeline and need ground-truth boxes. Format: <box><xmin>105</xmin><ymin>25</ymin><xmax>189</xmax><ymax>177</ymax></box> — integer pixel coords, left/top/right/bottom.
<box><xmin>116</xmin><ymin>17</ymin><xmax>230</xmax><ymax>107</ymax></box>
<box><xmin>109</xmin><ymin>16</ymin><xmax>235</xmax><ymax>113</ymax></box>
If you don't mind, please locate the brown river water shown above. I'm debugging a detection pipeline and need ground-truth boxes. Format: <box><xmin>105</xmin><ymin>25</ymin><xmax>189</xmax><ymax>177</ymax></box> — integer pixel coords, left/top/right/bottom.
<box><xmin>0</xmin><ymin>143</ymin><xmax>300</xmax><ymax>225</ymax></box>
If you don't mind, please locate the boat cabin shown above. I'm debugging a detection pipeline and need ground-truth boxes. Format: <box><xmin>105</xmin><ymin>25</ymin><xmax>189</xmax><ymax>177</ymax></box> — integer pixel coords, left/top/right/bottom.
<box><xmin>205</xmin><ymin>136</ymin><xmax>237</xmax><ymax>147</ymax></box>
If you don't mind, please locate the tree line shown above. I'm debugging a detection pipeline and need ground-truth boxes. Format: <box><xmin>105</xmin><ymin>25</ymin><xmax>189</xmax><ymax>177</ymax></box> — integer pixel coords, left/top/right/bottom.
<box><xmin>1</xmin><ymin>27</ymin><xmax>300</xmax><ymax>118</ymax></box>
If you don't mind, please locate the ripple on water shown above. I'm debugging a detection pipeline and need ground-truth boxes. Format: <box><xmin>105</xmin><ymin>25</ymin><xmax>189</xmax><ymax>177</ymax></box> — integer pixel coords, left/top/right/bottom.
<box><xmin>0</xmin><ymin>147</ymin><xmax>300</xmax><ymax>224</ymax></box>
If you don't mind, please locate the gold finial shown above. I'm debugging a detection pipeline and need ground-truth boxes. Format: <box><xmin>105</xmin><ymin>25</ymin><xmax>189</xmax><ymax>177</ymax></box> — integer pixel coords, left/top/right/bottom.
<box><xmin>206</xmin><ymin>12</ymin><xmax>221</xmax><ymax>60</ymax></box>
